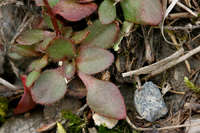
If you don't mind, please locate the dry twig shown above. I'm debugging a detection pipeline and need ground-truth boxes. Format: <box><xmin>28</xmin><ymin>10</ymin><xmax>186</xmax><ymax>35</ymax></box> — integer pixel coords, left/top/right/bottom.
<box><xmin>122</xmin><ymin>48</ymin><xmax>184</xmax><ymax>77</ymax></box>
<box><xmin>126</xmin><ymin>116</ymin><xmax>200</xmax><ymax>131</ymax></box>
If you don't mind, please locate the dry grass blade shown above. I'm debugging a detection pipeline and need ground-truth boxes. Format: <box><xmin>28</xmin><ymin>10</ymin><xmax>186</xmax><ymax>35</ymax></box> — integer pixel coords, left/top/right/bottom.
<box><xmin>0</xmin><ymin>77</ymin><xmax>17</xmax><ymax>90</ymax></box>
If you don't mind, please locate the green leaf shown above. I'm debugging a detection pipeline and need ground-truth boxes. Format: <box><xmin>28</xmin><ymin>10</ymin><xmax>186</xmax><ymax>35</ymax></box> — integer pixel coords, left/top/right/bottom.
<box><xmin>71</xmin><ymin>29</ymin><xmax>90</xmax><ymax>44</ymax></box>
<box><xmin>26</xmin><ymin>70</ymin><xmax>40</xmax><ymax>88</ymax></box>
<box><xmin>63</xmin><ymin>61</ymin><xmax>76</xmax><ymax>80</ymax></box>
<box><xmin>98</xmin><ymin>0</ymin><xmax>116</xmax><ymax>24</ymax></box>
<box><xmin>77</xmin><ymin>46</ymin><xmax>114</xmax><ymax>74</ymax></box>
<box><xmin>120</xmin><ymin>0</ymin><xmax>163</xmax><ymax>25</ymax></box>
<box><xmin>47</xmin><ymin>39</ymin><xmax>76</xmax><ymax>61</ymax></box>
<box><xmin>184</xmin><ymin>77</ymin><xmax>200</xmax><ymax>93</ymax></box>
<box><xmin>16</xmin><ymin>30</ymin><xmax>45</xmax><ymax>45</ymax></box>
<box><xmin>82</xmin><ymin>20</ymin><xmax>119</xmax><ymax>49</ymax></box>
<box><xmin>28</xmin><ymin>55</ymin><xmax>48</xmax><ymax>72</ymax></box>
<box><xmin>31</xmin><ymin>69</ymin><xmax>67</xmax><ymax>104</ymax></box>
<box><xmin>34</xmin><ymin>0</ymin><xmax>60</xmax><ymax>7</ymax></box>
<box><xmin>57</xmin><ymin>122</ymin><xmax>67</xmax><ymax>133</ymax></box>
<box><xmin>12</xmin><ymin>44</ymin><xmax>40</xmax><ymax>57</ymax></box>
<box><xmin>78</xmin><ymin>72</ymin><xmax>126</xmax><ymax>120</ymax></box>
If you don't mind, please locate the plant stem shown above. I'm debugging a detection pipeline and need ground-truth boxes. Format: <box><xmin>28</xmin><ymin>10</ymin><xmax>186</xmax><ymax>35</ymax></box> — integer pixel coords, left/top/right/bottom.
<box><xmin>43</xmin><ymin>0</ymin><xmax>61</xmax><ymax>36</ymax></box>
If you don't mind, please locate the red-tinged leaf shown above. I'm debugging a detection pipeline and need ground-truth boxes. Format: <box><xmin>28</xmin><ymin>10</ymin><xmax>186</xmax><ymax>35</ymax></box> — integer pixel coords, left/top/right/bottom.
<box><xmin>52</xmin><ymin>0</ymin><xmax>97</xmax><ymax>22</ymax></box>
<box><xmin>47</xmin><ymin>39</ymin><xmax>76</xmax><ymax>61</ymax></box>
<box><xmin>77</xmin><ymin>0</ymin><xmax>94</xmax><ymax>3</ymax></box>
<box><xmin>77</xmin><ymin>46</ymin><xmax>114</xmax><ymax>74</ymax></box>
<box><xmin>120</xmin><ymin>0</ymin><xmax>163</xmax><ymax>25</ymax></box>
<box><xmin>16</xmin><ymin>30</ymin><xmax>43</xmax><ymax>45</ymax></box>
<box><xmin>34</xmin><ymin>0</ymin><xmax>59</xmax><ymax>7</ymax></box>
<box><xmin>78</xmin><ymin>72</ymin><xmax>126</xmax><ymax>120</ymax></box>
<box><xmin>28</xmin><ymin>55</ymin><xmax>48</xmax><ymax>72</ymax></box>
<box><xmin>71</xmin><ymin>29</ymin><xmax>90</xmax><ymax>44</ymax></box>
<box><xmin>31</xmin><ymin>69</ymin><xmax>67</xmax><ymax>104</ymax></box>
<box><xmin>81</xmin><ymin>20</ymin><xmax>119</xmax><ymax>49</ymax></box>
<box><xmin>98</xmin><ymin>0</ymin><xmax>116</xmax><ymax>24</ymax></box>
<box><xmin>14</xmin><ymin>76</ymin><xmax>36</xmax><ymax>114</ymax></box>
<box><xmin>12</xmin><ymin>44</ymin><xmax>40</xmax><ymax>57</ymax></box>
<box><xmin>17</xmin><ymin>30</ymin><xmax>55</xmax><ymax>45</ymax></box>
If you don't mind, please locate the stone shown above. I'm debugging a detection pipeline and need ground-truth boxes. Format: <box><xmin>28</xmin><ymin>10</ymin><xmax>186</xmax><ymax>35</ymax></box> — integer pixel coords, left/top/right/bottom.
<box><xmin>134</xmin><ymin>81</ymin><xmax>168</xmax><ymax>122</ymax></box>
<box><xmin>0</xmin><ymin>111</ymin><xmax>44</xmax><ymax>133</ymax></box>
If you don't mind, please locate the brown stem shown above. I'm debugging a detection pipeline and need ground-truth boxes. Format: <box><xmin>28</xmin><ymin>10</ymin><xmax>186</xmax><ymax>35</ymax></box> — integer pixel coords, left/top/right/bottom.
<box><xmin>43</xmin><ymin>0</ymin><xmax>61</xmax><ymax>36</ymax></box>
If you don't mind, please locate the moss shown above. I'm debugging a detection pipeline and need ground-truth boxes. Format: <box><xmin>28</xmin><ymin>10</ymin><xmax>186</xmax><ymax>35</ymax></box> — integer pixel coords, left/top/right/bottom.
<box><xmin>0</xmin><ymin>97</ymin><xmax>8</xmax><ymax>123</ymax></box>
<box><xmin>61</xmin><ymin>111</ymin><xmax>85</xmax><ymax>133</ymax></box>
<box><xmin>97</xmin><ymin>120</ymin><xmax>137</xmax><ymax>133</ymax></box>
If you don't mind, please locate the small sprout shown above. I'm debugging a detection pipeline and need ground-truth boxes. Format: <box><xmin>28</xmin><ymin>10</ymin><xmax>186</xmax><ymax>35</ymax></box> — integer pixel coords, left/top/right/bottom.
<box><xmin>57</xmin><ymin>122</ymin><xmax>67</xmax><ymax>133</ymax></box>
<box><xmin>184</xmin><ymin>77</ymin><xmax>200</xmax><ymax>93</ymax></box>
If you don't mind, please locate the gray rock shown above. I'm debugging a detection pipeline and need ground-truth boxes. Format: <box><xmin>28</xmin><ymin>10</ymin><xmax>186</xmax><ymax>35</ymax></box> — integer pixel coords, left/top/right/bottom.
<box><xmin>0</xmin><ymin>111</ymin><xmax>44</xmax><ymax>133</ymax></box>
<box><xmin>134</xmin><ymin>82</ymin><xmax>168</xmax><ymax>122</ymax></box>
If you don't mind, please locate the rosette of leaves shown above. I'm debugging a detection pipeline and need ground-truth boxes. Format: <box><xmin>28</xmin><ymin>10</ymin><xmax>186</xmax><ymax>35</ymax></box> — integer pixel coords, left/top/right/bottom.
<box><xmin>12</xmin><ymin>0</ymin><xmax>163</xmax><ymax>120</ymax></box>
<box><xmin>13</xmin><ymin>17</ymin><xmax>126</xmax><ymax>119</ymax></box>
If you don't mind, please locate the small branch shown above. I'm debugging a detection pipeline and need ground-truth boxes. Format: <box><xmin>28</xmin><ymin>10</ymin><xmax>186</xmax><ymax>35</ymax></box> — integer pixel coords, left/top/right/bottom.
<box><xmin>0</xmin><ymin>77</ymin><xmax>17</xmax><ymax>90</ymax></box>
<box><xmin>43</xmin><ymin>0</ymin><xmax>61</xmax><ymax>36</ymax></box>
<box><xmin>148</xmin><ymin>45</ymin><xmax>200</xmax><ymax>78</ymax></box>
<box><xmin>126</xmin><ymin>116</ymin><xmax>200</xmax><ymax>131</ymax></box>
<box><xmin>122</xmin><ymin>48</ymin><xmax>184</xmax><ymax>77</ymax></box>
<box><xmin>176</xmin><ymin>1</ymin><xmax>198</xmax><ymax>17</ymax></box>
<box><xmin>168</xmin><ymin>0</ymin><xmax>198</xmax><ymax>17</ymax></box>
